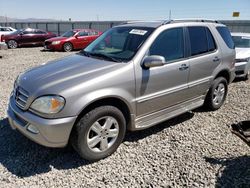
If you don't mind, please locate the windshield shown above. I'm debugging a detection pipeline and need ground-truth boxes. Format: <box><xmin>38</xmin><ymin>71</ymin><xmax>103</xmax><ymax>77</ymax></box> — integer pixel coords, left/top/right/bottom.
<box><xmin>12</xmin><ymin>29</ymin><xmax>23</xmax><ymax>35</ymax></box>
<box><xmin>83</xmin><ymin>26</ymin><xmax>154</xmax><ymax>62</ymax></box>
<box><xmin>61</xmin><ymin>30</ymin><xmax>76</xmax><ymax>38</ymax></box>
<box><xmin>232</xmin><ymin>36</ymin><xmax>250</xmax><ymax>48</ymax></box>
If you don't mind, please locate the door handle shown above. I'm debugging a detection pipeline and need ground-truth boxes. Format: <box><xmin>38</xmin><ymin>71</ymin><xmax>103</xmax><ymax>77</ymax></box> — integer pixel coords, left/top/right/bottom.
<box><xmin>213</xmin><ymin>57</ymin><xmax>220</xmax><ymax>62</ymax></box>
<box><xmin>179</xmin><ymin>64</ymin><xmax>189</xmax><ymax>71</ymax></box>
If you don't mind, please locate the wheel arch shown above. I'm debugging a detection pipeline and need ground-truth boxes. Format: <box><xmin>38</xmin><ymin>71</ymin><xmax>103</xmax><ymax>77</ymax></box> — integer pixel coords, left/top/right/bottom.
<box><xmin>214</xmin><ymin>69</ymin><xmax>230</xmax><ymax>83</ymax></box>
<box><xmin>73</xmin><ymin>96</ymin><xmax>133</xmax><ymax>131</ymax></box>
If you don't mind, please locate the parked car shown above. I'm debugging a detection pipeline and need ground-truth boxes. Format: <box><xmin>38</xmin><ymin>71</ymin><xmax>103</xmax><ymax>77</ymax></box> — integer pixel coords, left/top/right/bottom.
<box><xmin>1</xmin><ymin>28</ymin><xmax>56</xmax><ymax>49</ymax></box>
<box><xmin>7</xmin><ymin>19</ymin><xmax>235</xmax><ymax>161</ymax></box>
<box><xmin>0</xmin><ymin>26</ymin><xmax>16</xmax><ymax>41</ymax></box>
<box><xmin>44</xmin><ymin>29</ymin><xmax>102</xmax><ymax>52</ymax></box>
<box><xmin>231</xmin><ymin>33</ymin><xmax>250</xmax><ymax>80</ymax></box>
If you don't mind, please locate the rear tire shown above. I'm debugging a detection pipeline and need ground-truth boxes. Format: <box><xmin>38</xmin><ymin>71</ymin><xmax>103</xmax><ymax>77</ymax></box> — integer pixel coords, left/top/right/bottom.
<box><xmin>71</xmin><ymin>106</ymin><xmax>126</xmax><ymax>161</ymax></box>
<box><xmin>7</xmin><ymin>40</ymin><xmax>18</xmax><ymax>49</ymax></box>
<box><xmin>63</xmin><ymin>42</ymin><xmax>73</xmax><ymax>52</ymax></box>
<box><xmin>243</xmin><ymin>70</ymin><xmax>249</xmax><ymax>81</ymax></box>
<box><xmin>204</xmin><ymin>77</ymin><xmax>228</xmax><ymax>111</ymax></box>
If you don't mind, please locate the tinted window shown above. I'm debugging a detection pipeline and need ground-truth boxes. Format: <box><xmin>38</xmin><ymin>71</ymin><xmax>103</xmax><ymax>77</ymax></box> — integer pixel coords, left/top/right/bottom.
<box><xmin>0</xmin><ymin>28</ymin><xmax>11</xmax><ymax>31</ymax></box>
<box><xmin>188</xmin><ymin>27</ymin><xmax>208</xmax><ymax>56</ymax></box>
<box><xmin>78</xmin><ymin>31</ymin><xmax>88</xmax><ymax>36</ymax></box>
<box><xmin>35</xmin><ymin>30</ymin><xmax>46</xmax><ymax>34</ymax></box>
<box><xmin>149</xmin><ymin>28</ymin><xmax>184</xmax><ymax>61</ymax></box>
<box><xmin>89</xmin><ymin>31</ymin><xmax>98</xmax><ymax>36</ymax></box>
<box><xmin>216</xmin><ymin>26</ymin><xmax>234</xmax><ymax>49</ymax></box>
<box><xmin>23</xmin><ymin>30</ymin><xmax>35</xmax><ymax>34</ymax></box>
<box><xmin>232</xmin><ymin>36</ymin><xmax>250</xmax><ymax>48</ymax></box>
<box><xmin>61</xmin><ymin>30</ymin><xmax>76</xmax><ymax>37</ymax></box>
<box><xmin>206</xmin><ymin>28</ymin><xmax>216</xmax><ymax>51</ymax></box>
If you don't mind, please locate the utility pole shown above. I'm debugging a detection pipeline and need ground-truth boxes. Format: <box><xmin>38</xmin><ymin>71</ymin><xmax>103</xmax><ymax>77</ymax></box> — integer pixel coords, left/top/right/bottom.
<box><xmin>169</xmin><ymin>10</ymin><xmax>172</xmax><ymax>20</ymax></box>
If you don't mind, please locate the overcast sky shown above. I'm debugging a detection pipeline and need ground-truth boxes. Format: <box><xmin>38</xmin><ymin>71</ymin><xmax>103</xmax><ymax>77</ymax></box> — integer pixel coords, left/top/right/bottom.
<box><xmin>1</xmin><ymin>0</ymin><xmax>250</xmax><ymax>21</ymax></box>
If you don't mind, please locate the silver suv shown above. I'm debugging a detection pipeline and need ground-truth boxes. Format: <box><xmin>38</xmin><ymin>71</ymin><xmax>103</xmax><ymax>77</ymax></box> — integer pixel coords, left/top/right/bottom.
<box><xmin>8</xmin><ymin>19</ymin><xmax>235</xmax><ymax>161</ymax></box>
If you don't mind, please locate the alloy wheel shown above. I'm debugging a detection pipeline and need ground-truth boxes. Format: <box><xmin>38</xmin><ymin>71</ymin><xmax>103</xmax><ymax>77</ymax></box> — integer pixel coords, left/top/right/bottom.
<box><xmin>87</xmin><ymin>116</ymin><xmax>119</xmax><ymax>153</ymax></box>
<box><xmin>213</xmin><ymin>83</ymin><xmax>225</xmax><ymax>105</ymax></box>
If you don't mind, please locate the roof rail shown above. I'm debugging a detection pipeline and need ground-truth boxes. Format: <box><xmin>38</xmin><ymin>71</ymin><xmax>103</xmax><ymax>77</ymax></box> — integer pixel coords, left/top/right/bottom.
<box><xmin>162</xmin><ymin>19</ymin><xmax>221</xmax><ymax>25</ymax></box>
<box><xmin>122</xmin><ymin>20</ymin><xmax>163</xmax><ymax>25</ymax></box>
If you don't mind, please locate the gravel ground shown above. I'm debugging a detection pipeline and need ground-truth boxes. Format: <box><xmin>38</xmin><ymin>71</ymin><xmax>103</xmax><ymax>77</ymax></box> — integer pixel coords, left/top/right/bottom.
<box><xmin>0</xmin><ymin>47</ymin><xmax>249</xmax><ymax>188</ymax></box>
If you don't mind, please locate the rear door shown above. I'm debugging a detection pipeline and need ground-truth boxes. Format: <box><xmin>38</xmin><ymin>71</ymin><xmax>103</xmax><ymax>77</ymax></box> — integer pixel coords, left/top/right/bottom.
<box><xmin>186</xmin><ymin>26</ymin><xmax>220</xmax><ymax>98</ymax></box>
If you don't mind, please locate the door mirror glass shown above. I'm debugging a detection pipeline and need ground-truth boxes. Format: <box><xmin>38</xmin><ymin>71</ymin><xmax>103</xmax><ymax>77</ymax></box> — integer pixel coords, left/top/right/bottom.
<box><xmin>142</xmin><ymin>55</ymin><xmax>165</xmax><ymax>69</ymax></box>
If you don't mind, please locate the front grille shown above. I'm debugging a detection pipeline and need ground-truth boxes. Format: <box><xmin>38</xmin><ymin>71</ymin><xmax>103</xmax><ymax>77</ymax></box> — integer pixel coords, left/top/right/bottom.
<box><xmin>14</xmin><ymin>87</ymin><xmax>29</xmax><ymax>110</ymax></box>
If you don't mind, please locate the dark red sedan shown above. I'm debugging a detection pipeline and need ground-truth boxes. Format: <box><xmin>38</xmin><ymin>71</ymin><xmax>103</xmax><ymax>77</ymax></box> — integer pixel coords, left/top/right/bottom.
<box><xmin>1</xmin><ymin>28</ymin><xmax>57</xmax><ymax>49</ymax></box>
<box><xmin>44</xmin><ymin>29</ymin><xmax>102</xmax><ymax>52</ymax></box>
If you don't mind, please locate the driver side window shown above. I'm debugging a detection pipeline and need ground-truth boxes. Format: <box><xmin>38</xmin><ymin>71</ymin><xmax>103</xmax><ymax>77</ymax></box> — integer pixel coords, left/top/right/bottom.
<box><xmin>149</xmin><ymin>28</ymin><xmax>184</xmax><ymax>62</ymax></box>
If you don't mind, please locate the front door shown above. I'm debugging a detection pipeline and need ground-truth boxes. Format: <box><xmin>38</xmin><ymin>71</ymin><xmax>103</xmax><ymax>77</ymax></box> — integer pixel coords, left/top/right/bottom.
<box><xmin>135</xmin><ymin>27</ymin><xmax>190</xmax><ymax>117</ymax></box>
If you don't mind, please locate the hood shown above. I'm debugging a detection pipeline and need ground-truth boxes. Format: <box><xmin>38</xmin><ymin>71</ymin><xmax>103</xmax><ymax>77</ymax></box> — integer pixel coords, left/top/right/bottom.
<box><xmin>235</xmin><ymin>48</ymin><xmax>250</xmax><ymax>59</ymax></box>
<box><xmin>18</xmin><ymin>54</ymin><xmax>121</xmax><ymax>96</ymax></box>
<box><xmin>46</xmin><ymin>36</ymin><xmax>67</xmax><ymax>42</ymax></box>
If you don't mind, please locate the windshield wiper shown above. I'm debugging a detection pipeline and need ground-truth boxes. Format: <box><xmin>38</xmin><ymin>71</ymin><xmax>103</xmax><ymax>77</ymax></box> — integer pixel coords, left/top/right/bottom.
<box><xmin>89</xmin><ymin>52</ymin><xmax>123</xmax><ymax>62</ymax></box>
<box><xmin>79</xmin><ymin>51</ymin><xmax>123</xmax><ymax>62</ymax></box>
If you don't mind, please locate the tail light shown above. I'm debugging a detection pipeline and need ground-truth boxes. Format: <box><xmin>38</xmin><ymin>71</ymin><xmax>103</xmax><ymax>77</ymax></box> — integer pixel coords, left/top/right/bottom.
<box><xmin>1</xmin><ymin>35</ymin><xmax>4</xmax><ymax>42</ymax></box>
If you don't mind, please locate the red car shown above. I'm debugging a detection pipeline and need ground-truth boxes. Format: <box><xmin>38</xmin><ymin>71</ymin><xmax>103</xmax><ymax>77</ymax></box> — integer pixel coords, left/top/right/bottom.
<box><xmin>1</xmin><ymin>28</ymin><xmax>56</xmax><ymax>49</ymax></box>
<box><xmin>44</xmin><ymin>29</ymin><xmax>102</xmax><ymax>52</ymax></box>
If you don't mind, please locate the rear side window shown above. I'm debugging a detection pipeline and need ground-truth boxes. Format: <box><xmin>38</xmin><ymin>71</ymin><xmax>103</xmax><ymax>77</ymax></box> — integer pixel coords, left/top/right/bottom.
<box><xmin>188</xmin><ymin>27</ymin><xmax>208</xmax><ymax>56</ymax></box>
<box><xmin>188</xmin><ymin>26</ymin><xmax>217</xmax><ymax>56</ymax></box>
<box><xmin>149</xmin><ymin>28</ymin><xmax>184</xmax><ymax>62</ymax></box>
<box><xmin>216</xmin><ymin>26</ymin><xmax>235</xmax><ymax>49</ymax></box>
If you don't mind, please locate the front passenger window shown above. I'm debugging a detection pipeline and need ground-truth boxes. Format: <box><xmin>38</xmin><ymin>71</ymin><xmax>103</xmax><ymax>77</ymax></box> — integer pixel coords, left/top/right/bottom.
<box><xmin>149</xmin><ymin>28</ymin><xmax>184</xmax><ymax>62</ymax></box>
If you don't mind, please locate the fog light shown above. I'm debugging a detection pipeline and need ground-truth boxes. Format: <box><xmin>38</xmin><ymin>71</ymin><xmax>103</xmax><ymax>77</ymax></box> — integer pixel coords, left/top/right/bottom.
<box><xmin>27</xmin><ymin>124</ymin><xmax>39</xmax><ymax>134</ymax></box>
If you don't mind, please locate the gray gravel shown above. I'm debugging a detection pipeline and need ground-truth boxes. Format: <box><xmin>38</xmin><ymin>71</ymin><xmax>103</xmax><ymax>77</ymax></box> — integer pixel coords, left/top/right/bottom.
<box><xmin>0</xmin><ymin>47</ymin><xmax>249</xmax><ymax>187</ymax></box>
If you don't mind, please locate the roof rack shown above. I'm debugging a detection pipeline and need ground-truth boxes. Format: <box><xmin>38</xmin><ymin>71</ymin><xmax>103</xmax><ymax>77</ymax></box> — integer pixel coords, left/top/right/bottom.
<box><xmin>162</xmin><ymin>19</ymin><xmax>221</xmax><ymax>25</ymax></box>
<box><xmin>122</xmin><ymin>20</ymin><xmax>163</xmax><ymax>24</ymax></box>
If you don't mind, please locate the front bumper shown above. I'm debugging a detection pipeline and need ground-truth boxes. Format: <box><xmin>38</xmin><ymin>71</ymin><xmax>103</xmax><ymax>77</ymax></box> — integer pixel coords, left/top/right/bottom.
<box><xmin>7</xmin><ymin>96</ymin><xmax>77</xmax><ymax>147</ymax></box>
<box><xmin>44</xmin><ymin>43</ymin><xmax>62</xmax><ymax>51</ymax></box>
<box><xmin>235</xmin><ymin>61</ymin><xmax>250</xmax><ymax>77</ymax></box>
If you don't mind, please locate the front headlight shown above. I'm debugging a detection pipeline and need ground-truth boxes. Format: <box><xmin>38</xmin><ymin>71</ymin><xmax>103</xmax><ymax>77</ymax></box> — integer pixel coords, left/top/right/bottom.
<box><xmin>52</xmin><ymin>41</ymin><xmax>61</xmax><ymax>45</ymax></box>
<box><xmin>30</xmin><ymin>96</ymin><xmax>65</xmax><ymax>114</ymax></box>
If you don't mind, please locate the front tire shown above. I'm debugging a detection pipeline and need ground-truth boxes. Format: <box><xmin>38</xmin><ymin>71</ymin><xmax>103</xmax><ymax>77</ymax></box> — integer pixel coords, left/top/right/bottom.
<box><xmin>7</xmin><ymin>40</ymin><xmax>18</xmax><ymax>49</ymax></box>
<box><xmin>71</xmin><ymin>106</ymin><xmax>126</xmax><ymax>161</ymax></box>
<box><xmin>63</xmin><ymin>42</ymin><xmax>73</xmax><ymax>52</ymax></box>
<box><xmin>204</xmin><ymin>77</ymin><xmax>228</xmax><ymax>111</ymax></box>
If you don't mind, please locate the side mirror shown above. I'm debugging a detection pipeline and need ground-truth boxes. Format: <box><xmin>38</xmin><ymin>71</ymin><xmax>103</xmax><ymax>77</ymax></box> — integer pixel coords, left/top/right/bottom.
<box><xmin>142</xmin><ymin>55</ymin><xmax>165</xmax><ymax>69</ymax></box>
<box><xmin>75</xmin><ymin>35</ymin><xmax>79</xmax><ymax>39</ymax></box>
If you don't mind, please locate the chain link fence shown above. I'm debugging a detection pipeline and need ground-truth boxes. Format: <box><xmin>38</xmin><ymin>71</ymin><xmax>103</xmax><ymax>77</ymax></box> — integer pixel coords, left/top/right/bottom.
<box><xmin>0</xmin><ymin>20</ymin><xmax>250</xmax><ymax>35</ymax></box>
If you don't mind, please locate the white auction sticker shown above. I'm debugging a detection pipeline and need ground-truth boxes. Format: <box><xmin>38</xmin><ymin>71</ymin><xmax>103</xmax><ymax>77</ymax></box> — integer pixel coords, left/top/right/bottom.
<box><xmin>129</xmin><ymin>29</ymin><xmax>148</xmax><ymax>35</ymax></box>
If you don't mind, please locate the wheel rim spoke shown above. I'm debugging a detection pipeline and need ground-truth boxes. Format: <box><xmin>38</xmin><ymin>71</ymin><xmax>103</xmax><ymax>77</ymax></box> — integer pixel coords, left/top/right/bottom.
<box><xmin>103</xmin><ymin>117</ymin><xmax>114</xmax><ymax>130</ymax></box>
<box><xmin>107</xmin><ymin>129</ymin><xmax>118</xmax><ymax>138</ymax></box>
<box><xmin>88</xmin><ymin>136</ymin><xmax>101</xmax><ymax>148</ymax></box>
<box><xmin>91</xmin><ymin>122</ymin><xmax>102</xmax><ymax>134</ymax></box>
<box><xmin>100</xmin><ymin>138</ymin><xmax>109</xmax><ymax>151</ymax></box>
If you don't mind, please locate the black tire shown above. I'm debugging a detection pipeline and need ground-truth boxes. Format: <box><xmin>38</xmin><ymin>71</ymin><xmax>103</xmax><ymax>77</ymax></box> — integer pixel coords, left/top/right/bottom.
<box><xmin>243</xmin><ymin>71</ymin><xmax>249</xmax><ymax>81</ymax></box>
<box><xmin>7</xmin><ymin>40</ymin><xmax>18</xmax><ymax>49</ymax></box>
<box><xmin>63</xmin><ymin>42</ymin><xmax>73</xmax><ymax>52</ymax></box>
<box><xmin>204</xmin><ymin>77</ymin><xmax>228</xmax><ymax>111</ymax></box>
<box><xmin>71</xmin><ymin>106</ymin><xmax>126</xmax><ymax>161</ymax></box>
